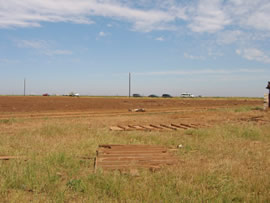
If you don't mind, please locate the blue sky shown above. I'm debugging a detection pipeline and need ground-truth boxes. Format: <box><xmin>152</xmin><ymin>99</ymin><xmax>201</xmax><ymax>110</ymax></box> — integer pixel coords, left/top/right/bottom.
<box><xmin>0</xmin><ymin>0</ymin><xmax>270</xmax><ymax>97</ymax></box>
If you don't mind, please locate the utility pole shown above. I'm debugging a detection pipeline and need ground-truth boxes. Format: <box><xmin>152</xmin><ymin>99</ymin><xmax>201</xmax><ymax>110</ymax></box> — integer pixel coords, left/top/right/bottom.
<box><xmin>24</xmin><ymin>78</ymin><xmax>26</xmax><ymax>96</ymax></box>
<box><xmin>129</xmin><ymin>72</ymin><xmax>131</xmax><ymax>98</ymax></box>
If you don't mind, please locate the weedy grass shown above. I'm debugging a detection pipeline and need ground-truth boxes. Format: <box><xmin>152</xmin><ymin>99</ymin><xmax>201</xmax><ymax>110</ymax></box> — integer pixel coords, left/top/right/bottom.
<box><xmin>207</xmin><ymin>105</ymin><xmax>264</xmax><ymax>113</ymax></box>
<box><xmin>0</xmin><ymin>111</ymin><xmax>269</xmax><ymax>202</ymax></box>
<box><xmin>0</xmin><ymin>118</ymin><xmax>18</xmax><ymax>125</ymax></box>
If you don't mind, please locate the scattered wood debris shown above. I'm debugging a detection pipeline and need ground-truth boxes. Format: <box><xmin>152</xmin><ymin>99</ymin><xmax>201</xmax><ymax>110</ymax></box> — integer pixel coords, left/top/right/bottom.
<box><xmin>110</xmin><ymin>123</ymin><xmax>205</xmax><ymax>131</ymax></box>
<box><xmin>94</xmin><ymin>144</ymin><xmax>178</xmax><ymax>172</ymax></box>
<box><xmin>239</xmin><ymin>116</ymin><xmax>270</xmax><ymax>124</ymax></box>
<box><xmin>0</xmin><ymin>156</ymin><xmax>26</xmax><ymax>161</ymax></box>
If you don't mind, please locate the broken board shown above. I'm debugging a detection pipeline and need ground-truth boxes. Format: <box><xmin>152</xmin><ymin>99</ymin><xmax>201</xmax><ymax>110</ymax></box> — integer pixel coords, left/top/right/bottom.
<box><xmin>95</xmin><ymin>144</ymin><xmax>178</xmax><ymax>171</ymax></box>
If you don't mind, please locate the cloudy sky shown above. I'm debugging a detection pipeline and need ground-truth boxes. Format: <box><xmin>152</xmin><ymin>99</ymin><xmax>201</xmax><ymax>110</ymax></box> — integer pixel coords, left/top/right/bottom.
<box><xmin>0</xmin><ymin>0</ymin><xmax>269</xmax><ymax>96</ymax></box>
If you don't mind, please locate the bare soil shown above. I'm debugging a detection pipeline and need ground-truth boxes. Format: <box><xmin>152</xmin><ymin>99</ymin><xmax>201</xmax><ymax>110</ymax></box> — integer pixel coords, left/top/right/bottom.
<box><xmin>0</xmin><ymin>96</ymin><xmax>265</xmax><ymax>128</ymax></box>
<box><xmin>0</xmin><ymin>96</ymin><xmax>261</xmax><ymax>114</ymax></box>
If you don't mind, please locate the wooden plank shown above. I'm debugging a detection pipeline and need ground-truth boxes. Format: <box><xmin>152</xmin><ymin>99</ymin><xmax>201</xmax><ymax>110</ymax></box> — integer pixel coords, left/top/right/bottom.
<box><xmin>98</xmin><ymin>155</ymin><xmax>170</xmax><ymax>159</ymax></box>
<box><xmin>98</xmin><ymin>148</ymin><xmax>167</xmax><ymax>152</ymax></box>
<box><xmin>0</xmin><ymin>156</ymin><xmax>25</xmax><ymax>160</ymax></box>
<box><xmin>98</xmin><ymin>145</ymin><xmax>170</xmax><ymax>150</ymax></box>
<box><xmin>178</xmin><ymin>123</ymin><xmax>194</xmax><ymax>129</ymax></box>
<box><xmin>98</xmin><ymin>162</ymin><xmax>175</xmax><ymax>166</ymax></box>
<box><xmin>149</xmin><ymin>124</ymin><xmax>164</xmax><ymax>130</ymax></box>
<box><xmin>110</xmin><ymin>123</ymin><xmax>204</xmax><ymax>132</ymax></box>
<box><xmin>185</xmin><ymin>123</ymin><xmax>199</xmax><ymax>128</ymax></box>
<box><xmin>139</xmin><ymin>125</ymin><xmax>156</xmax><ymax>130</ymax></box>
<box><xmin>99</xmin><ymin>149</ymin><xmax>166</xmax><ymax>152</ymax></box>
<box><xmin>97</xmin><ymin>158</ymin><xmax>177</xmax><ymax>163</ymax></box>
<box><xmin>160</xmin><ymin>124</ymin><xmax>177</xmax><ymax>130</ymax></box>
<box><xmin>110</xmin><ymin>126</ymin><xmax>124</xmax><ymax>131</ymax></box>
<box><xmin>99</xmin><ymin>144</ymin><xmax>166</xmax><ymax>148</ymax></box>
<box><xmin>98</xmin><ymin>160</ymin><xmax>176</xmax><ymax>165</ymax></box>
<box><xmin>98</xmin><ymin>155</ymin><xmax>172</xmax><ymax>159</ymax></box>
<box><xmin>99</xmin><ymin>144</ymin><xmax>157</xmax><ymax>148</ymax></box>
<box><xmin>95</xmin><ymin>144</ymin><xmax>177</xmax><ymax>172</ymax></box>
<box><xmin>117</xmin><ymin>125</ymin><xmax>133</xmax><ymax>131</ymax></box>
<box><xmin>98</xmin><ymin>152</ymin><xmax>168</xmax><ymax>156</ymax></box>
<box><xmin>128</xmin><ymin>125</ymin><xmax>149</xmax><ymax>131</ymax></box>
<box><xmin>127</xmin><ymin>125</ymin><xmax>137</xmax><ymax>129</ymax></box>
<box><xmin>99</xmin><ymin>146</ymin><xmax>167</xmax><ymax>150</ymax></box>
<box><xmin>171</xmin><ymin>123</ymin><xmax>188</xmax><ymax>129</ymax></box>
<box><xmin>96</xmin><ymin>165</ymin><xmax>162</xmax><ymax>170</ymax></box>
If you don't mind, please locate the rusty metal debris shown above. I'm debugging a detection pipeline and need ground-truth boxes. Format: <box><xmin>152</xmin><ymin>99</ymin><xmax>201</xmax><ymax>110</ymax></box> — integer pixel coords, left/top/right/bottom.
<box><xmin>94</xmin><ymin>144</ymin><xmax>178</xmax><ymax>172</ymax></box>
<box><xmin>110</xmin><ymin>123</ymin><xmax>203</xmax><ymax>131</ymax></box>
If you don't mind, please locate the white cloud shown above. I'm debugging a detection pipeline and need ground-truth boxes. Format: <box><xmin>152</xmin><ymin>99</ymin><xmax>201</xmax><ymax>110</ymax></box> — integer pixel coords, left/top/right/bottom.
<box><xmin>226</xmin><ymin>0</ymin><xmax>270</xmax><ymax>32</ymax></box>
<box><xmin>236</xmin><ymin>48</ymin><xmax>270</xmax><ymax>64</ymax></box>
<box><xmin>184</xmin><ymin>53</ymin><xmax>204</xmax><ymax>60</ymax></box>
<box><xmin>135</xmin><ymin>68</ymin><xmax>265</xmax><ymax>76</ymax></box>
<box><xmin>45</xmin><ymin>49</ymin><xmax>72</xmax><ymax>56</ymax></box>
<box><xmin>188</xmin><ymin>0</ymin><xmax>231</xmax><ymax>33</ymax></box>
<box><xmin>217</xmin><ymin>30</ymin><xmax>243</xmax><ymax>44</ymax></box>
<box><xmin>16</xmin><ymin>39</ymin><xmax>72</xmax><ymax>56</ymax></box>
<box><xmin>0</xmin><ymin>0</ymin><xmax>270</xmax><ymax>36</ymax></box>
<box><xmin>0</xmin><ymin>0</ymin><xmax>183</xmax><ymax>32</ymax></box>
<box><xmin>17</xmin><ymin>39</ymin><xmax>48</xmax><ymax>49</ymax></box>
<box><xmin>246</xmin><ymin>3</ymin><xmax>270</xmax><ymax>31</ymax></box>
<box><xmin>0</xmin><ymin>58</ymin><xmax>19</xmax><ymax>63</ymax></box>
<box><xmin>186</xmin><ymin>0</ymin><xmax>270</xmax><ymax>34</ymax></box>
<box><xmin>99</xmin><ymin>31</ymin><xmax>106</xmax><ymax>37</ymax></box>
<box><xmin>207</xmin><ymin>48</ymin><xmax>223</xmax><ymax>57</ymax></box>
<box><xmin>155</xmin><ymin>37</ymin><xmax>164</xmax><ymax>41</ymax></box>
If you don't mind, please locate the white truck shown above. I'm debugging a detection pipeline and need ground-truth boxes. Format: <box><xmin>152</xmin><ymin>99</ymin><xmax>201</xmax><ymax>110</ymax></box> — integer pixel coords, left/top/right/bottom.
<box><xmin>180</xmin><ymin>92</ymin><xmax>195</xmax><ymax>98</ymax></box>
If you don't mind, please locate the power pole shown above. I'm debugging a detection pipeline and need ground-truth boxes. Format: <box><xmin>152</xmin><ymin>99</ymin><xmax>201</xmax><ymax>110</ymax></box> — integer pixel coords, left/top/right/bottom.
<box><xmin>129</xmin><ymin>72</ymin><xmax>131</xmax><ymax>98</ymax></box>
<box><xmin>24</xmin><ymin>78</ymin><xmax>26</xmax><ymax>96</ymax></box>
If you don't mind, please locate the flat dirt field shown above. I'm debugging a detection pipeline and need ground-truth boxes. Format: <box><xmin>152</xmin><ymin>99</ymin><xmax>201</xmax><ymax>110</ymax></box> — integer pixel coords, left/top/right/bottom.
<box><xmin>0</xmin><ymin>96</ymin><xmax>265</xmax><ymax>126</ymax></box>
<box><xmin>0</xmin><ymin>96</ymin><xmax>269</xmax><ymax>202</ymax></box>
<box><xmin>0</xmin><ymin>95</ymin><xmax>262</xmax><ymax>115</ymax></box>
<box><xmin>0</xmin><ymin>96</ymin><xmax>261</xmax><ymax>112</ymax></box>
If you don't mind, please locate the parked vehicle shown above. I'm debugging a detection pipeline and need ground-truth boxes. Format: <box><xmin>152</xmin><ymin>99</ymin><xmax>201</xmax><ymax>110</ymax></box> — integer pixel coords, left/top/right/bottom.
<box><xmin>69</xmin><ymin>92</ymin><xmax>80</xmax><ymax>97</ymax></box>
<box><xmin>148</xmin><ymin>94</ymin><xmax>158</xmax><ymax>98</ymax></box>
<box><xmin>162</xmin><ymin>94</ymin><xmax>172</xmax><ymax>98</ymax></box>
<box><xmin>180</xmin><ymin>93</ymin><xmax>194</xmax><ymax>98</ymax></box>
<box><xmin>133</xmin><ymin>94</ymin><xmax>141</xmax><ymax>97</ymax></box>
<box><xmin>42</xmin><ymin>93</ymin><xmax>50</xmax><ymax>96</ymax></box>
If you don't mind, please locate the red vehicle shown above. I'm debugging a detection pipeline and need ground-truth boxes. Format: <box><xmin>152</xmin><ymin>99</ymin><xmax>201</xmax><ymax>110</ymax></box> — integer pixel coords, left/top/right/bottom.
<box><xmin>42</xmin><ymin>93</ymin><xmax>50</xmax><ymax>96</ymax></box>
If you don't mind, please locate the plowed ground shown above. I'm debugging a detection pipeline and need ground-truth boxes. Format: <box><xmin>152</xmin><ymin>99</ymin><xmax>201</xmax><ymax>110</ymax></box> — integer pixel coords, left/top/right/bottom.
<box><xmin>0</xmin><ymin>96</ymin><xmax>265</xmax><ymax>128</ymax></box>
<box><xmin>0</xmin><ymin>96</ymin><xmax>261</xmax><ymax>115</ymax></box>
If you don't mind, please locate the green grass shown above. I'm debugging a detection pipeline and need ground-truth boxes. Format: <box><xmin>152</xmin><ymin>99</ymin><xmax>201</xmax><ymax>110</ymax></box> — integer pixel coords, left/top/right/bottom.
<box><xmin>0</xmin><ymin>115</ymin><xmax>269</xmax><ymax>202</ymax></box>
<box><xmin>207</xmin><ymin>105</ymin><xmax>264</xmax><ymax>113</ymax></box>
<box><xmin>0</xmin><ymin>118</ymin><xmax>18</xmax><ymax>125</ymax></box>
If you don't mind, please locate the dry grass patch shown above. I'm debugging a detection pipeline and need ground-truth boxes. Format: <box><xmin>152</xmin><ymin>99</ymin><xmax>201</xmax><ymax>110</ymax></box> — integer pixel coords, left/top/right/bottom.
<box><xmin>0</xmin><ymin>104</ymin><xmax>269</xmax><ymax>202</ymax></box>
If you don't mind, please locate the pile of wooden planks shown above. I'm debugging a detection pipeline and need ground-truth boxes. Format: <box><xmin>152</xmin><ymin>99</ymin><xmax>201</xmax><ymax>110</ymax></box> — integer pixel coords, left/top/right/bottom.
<box><xmin>110</xmin><ymin>123</ymin><xmax>202</xmax><ymax>131</ymax></box>
<box><xmin>95</xmin><ymin>144</ymin><xmax>178</xmax><ymax>171</ymax></box>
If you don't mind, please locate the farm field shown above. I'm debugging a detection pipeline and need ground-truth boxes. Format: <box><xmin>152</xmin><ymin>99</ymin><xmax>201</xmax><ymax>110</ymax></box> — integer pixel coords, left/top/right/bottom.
<box><xmin>0</xmin><ymin>96</ymin><xmax>269</xmax><ymax>202</ymax></box>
